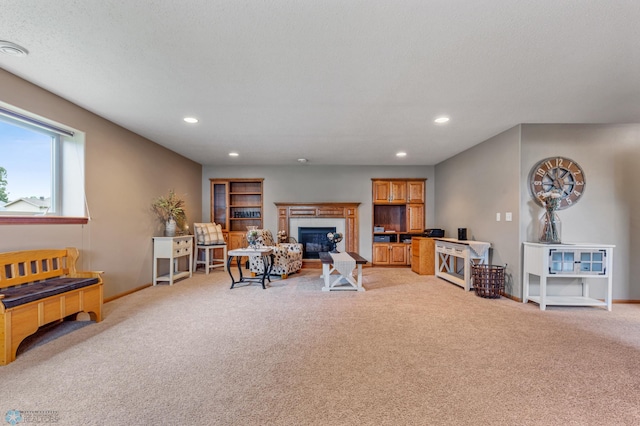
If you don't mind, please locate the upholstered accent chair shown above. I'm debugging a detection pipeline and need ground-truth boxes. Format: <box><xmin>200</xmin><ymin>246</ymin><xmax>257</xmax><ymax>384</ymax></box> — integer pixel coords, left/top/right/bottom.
<box><xmin>193</xmin><ymin>223</ymin><xmax>227</xmax><ymax>273</ymax></box>
<box><xmin>248</xmin><ymin>229</ymin><xmax>303</xmax><ymax>279</ymax></box>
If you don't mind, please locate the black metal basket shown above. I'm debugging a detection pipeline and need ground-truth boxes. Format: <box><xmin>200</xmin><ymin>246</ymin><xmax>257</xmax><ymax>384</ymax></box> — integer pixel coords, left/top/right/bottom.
<box><xmin>472</xmin><ymin>264</ymin><xmax>506</xmax><ymax>298</ymax></box>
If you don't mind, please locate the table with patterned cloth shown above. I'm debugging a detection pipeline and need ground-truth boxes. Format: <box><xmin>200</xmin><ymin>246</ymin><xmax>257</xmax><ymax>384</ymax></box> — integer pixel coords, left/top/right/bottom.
<box><xmin>319</xmin><ymin>252</ymin><xmax>367</xmax><ymax>291</ymax></box>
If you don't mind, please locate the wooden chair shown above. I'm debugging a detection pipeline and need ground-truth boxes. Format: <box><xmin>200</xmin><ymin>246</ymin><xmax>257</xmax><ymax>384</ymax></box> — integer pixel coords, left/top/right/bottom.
<box><xmin>193</xmin><ymin>223</ymin><xmax>227</xmax><ymax>273</ymax></box>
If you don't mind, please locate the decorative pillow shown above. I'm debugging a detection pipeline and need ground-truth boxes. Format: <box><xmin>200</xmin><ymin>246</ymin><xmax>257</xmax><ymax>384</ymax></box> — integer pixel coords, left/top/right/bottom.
<box><xmin>193</xmin><ymin>223</ymin><xmax>207</xmax><ymax>244</ymax></box>
<box><xmin>210</xmin><ymin>223</ymin><xmax>224</xmax><ymax>244</ymax></box>
<box><xmin>194</xmin><ymin>223</ymin><xmax>225</xmax><ymax>245</ymax></box>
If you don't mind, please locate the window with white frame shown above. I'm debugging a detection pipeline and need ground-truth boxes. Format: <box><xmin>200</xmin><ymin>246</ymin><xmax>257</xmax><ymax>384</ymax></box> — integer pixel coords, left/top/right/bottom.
<box><xmin>0</xmin><ymin>103</ymin><xmax>86</xmax><ymax>219</ymax></box>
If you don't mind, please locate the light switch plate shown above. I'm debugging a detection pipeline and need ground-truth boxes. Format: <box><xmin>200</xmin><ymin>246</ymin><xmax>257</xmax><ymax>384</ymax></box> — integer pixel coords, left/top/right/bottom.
<box><xmin>506</xmin><ymin>212</ymin><xmax>513</xmax><ymax>222</ymax></box>
<box><xmin>496</xmin><ymin>212</ymin><xmax>501</xmax><ymax>221</ymax></box>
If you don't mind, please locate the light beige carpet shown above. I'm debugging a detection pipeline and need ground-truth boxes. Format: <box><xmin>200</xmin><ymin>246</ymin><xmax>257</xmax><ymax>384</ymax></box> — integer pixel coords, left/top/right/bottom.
<box><xmin>1</xmin><ymin>267</ymin><xmax>639</xmax><ymax>425</ymax></box>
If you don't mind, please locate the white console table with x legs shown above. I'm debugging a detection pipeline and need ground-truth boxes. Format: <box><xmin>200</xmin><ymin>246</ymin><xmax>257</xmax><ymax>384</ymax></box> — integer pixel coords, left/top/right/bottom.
<box><xmin>435</xmin><ymin>238</ymin><xmax>491</xmax><ymax>291</ymax></box>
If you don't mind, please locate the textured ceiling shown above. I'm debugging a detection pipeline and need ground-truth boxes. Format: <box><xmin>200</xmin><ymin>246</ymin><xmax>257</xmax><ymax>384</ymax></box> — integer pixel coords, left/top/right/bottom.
<box><xmin>1</xmin><ymin>1</ymin><xmax>639</xmax><ymax>166</ymax></box>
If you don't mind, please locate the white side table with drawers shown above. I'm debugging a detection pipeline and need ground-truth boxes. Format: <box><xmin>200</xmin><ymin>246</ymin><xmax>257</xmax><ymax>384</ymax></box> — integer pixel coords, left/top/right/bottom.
<box><xmin>152</xmin><ymin>235</ymin><xmax>194</xmax><ymax>285</ymax></box>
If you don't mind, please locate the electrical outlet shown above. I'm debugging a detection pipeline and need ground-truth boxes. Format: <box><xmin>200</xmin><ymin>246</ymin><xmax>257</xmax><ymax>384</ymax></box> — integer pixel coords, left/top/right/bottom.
<box><xmin>506</xmin><ymin>212</ymin><xmax>513</xmax><ymax>222</ymax></box>
<box><xmin>496</xmin><ymin>212</ymin><xmax>501</xmax><ymax>221</ymax></box>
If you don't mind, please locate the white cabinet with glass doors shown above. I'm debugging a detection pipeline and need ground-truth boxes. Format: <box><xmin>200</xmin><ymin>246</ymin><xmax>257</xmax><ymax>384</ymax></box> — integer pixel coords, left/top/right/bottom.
<box><xmin>523</xmin><ymin>242</ymin><xmax>615</xmax><ymax>311</ymax></box>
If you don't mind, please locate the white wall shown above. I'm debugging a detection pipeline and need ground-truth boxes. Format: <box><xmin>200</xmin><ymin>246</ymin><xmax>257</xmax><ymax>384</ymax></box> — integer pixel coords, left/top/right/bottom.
<box><xmin>202</xmin><ymin>165</ymin><xmax>435</xmax><ymax>261</ymax></box>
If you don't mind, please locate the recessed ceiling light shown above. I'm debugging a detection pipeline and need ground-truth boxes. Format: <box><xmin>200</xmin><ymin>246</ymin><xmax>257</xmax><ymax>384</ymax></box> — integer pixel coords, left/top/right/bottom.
<box><xmin>396</xmin><ymin>152</ymin><xmax>407</xmax><ymax>157</ymax></box>
<box><xmin>183</xmin><ymin>117</ymin><xmax>198</xmax><ymax>124</ymax></box>
<box><xmin>229</xmin><ymin>152</ymin><xmax>239</xmax><ymax>157</ymax></box>
<box><xmin>434</xmin><ymin>116</ymin><xmax>450</xmax><ymax>124</ymax></box>
<box><xmin>0</xmin><ymin>41</ymin><xmax>29</xmax><ymax>57</ymax></box>
<box><xmin>297</xmin><ymin>158</ymin><xmax>308</xmax><ymax>163</ymax></box>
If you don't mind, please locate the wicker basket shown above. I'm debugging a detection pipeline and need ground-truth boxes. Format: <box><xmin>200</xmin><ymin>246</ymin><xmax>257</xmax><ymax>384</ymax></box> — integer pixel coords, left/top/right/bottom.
<box><xmin>472</xmin><ymin>264</ymin><xmax>505</xmax><ymax>298</ymax></box>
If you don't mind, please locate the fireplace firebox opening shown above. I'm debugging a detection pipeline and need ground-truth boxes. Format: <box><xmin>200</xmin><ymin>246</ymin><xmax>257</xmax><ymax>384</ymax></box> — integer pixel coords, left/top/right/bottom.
<box><xmin>298</xmin><ymin>227</ymin><xmax>336</xmax><ymax>259</ymax></box>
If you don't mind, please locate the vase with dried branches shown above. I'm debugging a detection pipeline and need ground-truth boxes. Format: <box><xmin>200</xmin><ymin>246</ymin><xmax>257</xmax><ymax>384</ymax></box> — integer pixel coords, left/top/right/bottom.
<box><xmin>152</xmin><ymin>189</ymin><xmax>186</xmax><ymax>236</ymax></box>
<box><xmin>537</xmin><ymin>190</ymin><xmax>562</xmax><ymax>244</ymax></box>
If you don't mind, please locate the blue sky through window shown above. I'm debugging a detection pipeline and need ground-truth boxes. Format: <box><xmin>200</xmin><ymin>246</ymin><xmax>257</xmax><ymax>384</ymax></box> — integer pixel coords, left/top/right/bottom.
<box><xmin>0</xmin><ymin>121</ymin><xmax>52</xmax><ymax>202</ymax></box>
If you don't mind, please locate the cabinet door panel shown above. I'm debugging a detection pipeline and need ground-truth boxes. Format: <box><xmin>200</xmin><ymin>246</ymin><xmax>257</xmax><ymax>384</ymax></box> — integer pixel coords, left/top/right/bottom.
<box><xmin>373</xmin><ymin>181</ymin><xmax>391</xmax><ymax>203</ymax></box>
<box><xmin>373</xmin><ymin>244</ymin><xmax>390</xmax><ymax>264</ymax></box>
<box><xmin>211</xmin><ymin>182</ymin><xmax>229</xmax><ymax>229</ymax></box>
<box><xmin>390</xmin><ymin>181</ymin><xmax>407</xmax><ymax>203</ymax></box>
<box><xmin>407</xmin><ymin>204</ymin><xmax>425</xmax><ymax>233</ymax></box>
<box><xmin>407</xmin><ymin>181</ymin><xmax>425</xmax><ymax>203</ymax></box>
<box><xmin>390</xmin><ymin>244</ymin><xmax>407</xmax><ymax>264</ymax></box>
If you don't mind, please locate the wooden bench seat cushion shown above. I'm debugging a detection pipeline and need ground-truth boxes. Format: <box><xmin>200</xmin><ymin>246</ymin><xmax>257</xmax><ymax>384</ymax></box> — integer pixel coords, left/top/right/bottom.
<box><xmin>0</xmin><ymin>277</ymin><xmax>100</xmax><ymax>309</ymax></box>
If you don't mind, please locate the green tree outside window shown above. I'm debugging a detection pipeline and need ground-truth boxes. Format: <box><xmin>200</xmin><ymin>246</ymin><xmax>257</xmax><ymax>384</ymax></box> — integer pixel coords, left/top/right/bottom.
<box><xmin>0</xmin><ymin>166</ymin><xmax>9</xmax><ymax>203</ymax></box>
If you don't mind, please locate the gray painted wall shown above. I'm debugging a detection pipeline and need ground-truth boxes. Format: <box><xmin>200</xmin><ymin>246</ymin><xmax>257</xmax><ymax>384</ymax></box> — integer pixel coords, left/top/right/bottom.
<box><xmin>434</xmin><ymin>126</ymin><xmax>522</xmax><ymax>296</ymax></box>
<box><xmin>202</xmin><ymin>165</ymin><xmax>435</xmax><ymax>261</ymax></box>
<box><xmin>520</xmin><ymin>124</ymin><xmax>640</xmax><ymax>300</ymax></box>
<box><xmin>435</xmin><ymin>123</ymin><xmax>639</xmax><ymax>301</ymax></box>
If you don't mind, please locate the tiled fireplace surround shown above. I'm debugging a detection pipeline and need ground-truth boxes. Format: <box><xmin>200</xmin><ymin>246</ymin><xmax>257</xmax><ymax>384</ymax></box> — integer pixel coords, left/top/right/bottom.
<box><xmin>291</xmin><ymin>219</ymin><xmax>346</xmax><ymax>254</ymax></box>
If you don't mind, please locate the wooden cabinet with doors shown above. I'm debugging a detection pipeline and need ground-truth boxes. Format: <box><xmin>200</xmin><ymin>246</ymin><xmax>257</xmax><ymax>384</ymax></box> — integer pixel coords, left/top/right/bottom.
<box><xmin>210</xmin><ymin>178</ymin><xmax>263</xmax><ymax>251</ymax></box>
<box><xmin>373</xmin><ymin>243</ymin><xmax>409</xmax><ymax>265</ymax></box>
<box><xmin>373</xmin><ymin>180</ymin><xmax>407</xmax><ymax>204</ymax></box>
<box><xmin>372</xmin><ymin>178</ymin><xmax>426</xmax><ymax>266</ymax></box>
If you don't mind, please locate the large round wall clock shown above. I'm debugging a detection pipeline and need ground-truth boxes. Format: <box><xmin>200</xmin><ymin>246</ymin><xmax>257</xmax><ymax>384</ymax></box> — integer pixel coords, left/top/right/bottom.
<box><xmin>528</xmin><ymin>156</ymin><xmax>586</xmax><ymax>210</ymax></box>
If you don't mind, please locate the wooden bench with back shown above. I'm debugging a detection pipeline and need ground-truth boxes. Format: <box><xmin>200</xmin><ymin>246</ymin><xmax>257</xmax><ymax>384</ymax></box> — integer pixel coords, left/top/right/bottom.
<box><xmin>0</xmin><ymin>247</ymin><xmax>103</xmax><ymax>365</ymax></box>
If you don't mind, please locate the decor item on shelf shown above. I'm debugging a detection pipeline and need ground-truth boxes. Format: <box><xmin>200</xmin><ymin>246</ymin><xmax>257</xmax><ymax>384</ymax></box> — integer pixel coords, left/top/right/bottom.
<box><xmin>277</xmin><ymin>230</ymin><xmax>288</xmax><ymax>243</ymax></box>
<box><xmin>151</xmin><ymin>189</ymin><xmax>186</xmax><ymax>237</ymax></box>
<box><xmin>327</xmin><ymin>232</ymin><xmax>343</xmax><ymax>253</ymax></box>
<box><xmin>246</xmin><ymin>229</ymin><xmax>259</xmax><ymax>249</ymax></box>
<box><xmin>457</xmin><ymin>228</ymin><xmax>467</xmax><ymax>241</ymax></box>
<box><xmin>537</xmin><ymin>190</ymin><xmax>562</xmax><ymax>244</ymax></box>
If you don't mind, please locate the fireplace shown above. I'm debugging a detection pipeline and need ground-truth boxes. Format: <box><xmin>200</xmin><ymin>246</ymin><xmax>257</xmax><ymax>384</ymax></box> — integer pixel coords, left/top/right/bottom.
<box><xmin>298</xmin><ymin>227</ymin><xmax>335</xmax><ymax>259</ymax></box>
<box><xmin>275</xmin><ymin>202</ymin><xmax>360</xmax><ymax>257</ymax></box>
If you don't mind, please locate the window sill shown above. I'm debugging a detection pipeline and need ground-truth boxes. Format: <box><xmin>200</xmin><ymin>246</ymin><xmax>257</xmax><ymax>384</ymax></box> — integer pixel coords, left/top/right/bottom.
<box><xmin>0</xmin><ymin>216</ymin><xmax>89</xmax><ymax>225</ymax></box>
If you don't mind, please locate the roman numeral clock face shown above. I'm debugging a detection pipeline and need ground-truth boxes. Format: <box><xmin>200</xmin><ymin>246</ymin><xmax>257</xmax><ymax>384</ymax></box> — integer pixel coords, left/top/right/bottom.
<box><xmin>528</xmin><ymin>157</ymin><xmax>586</xmax><ymax>209</ymax></box>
